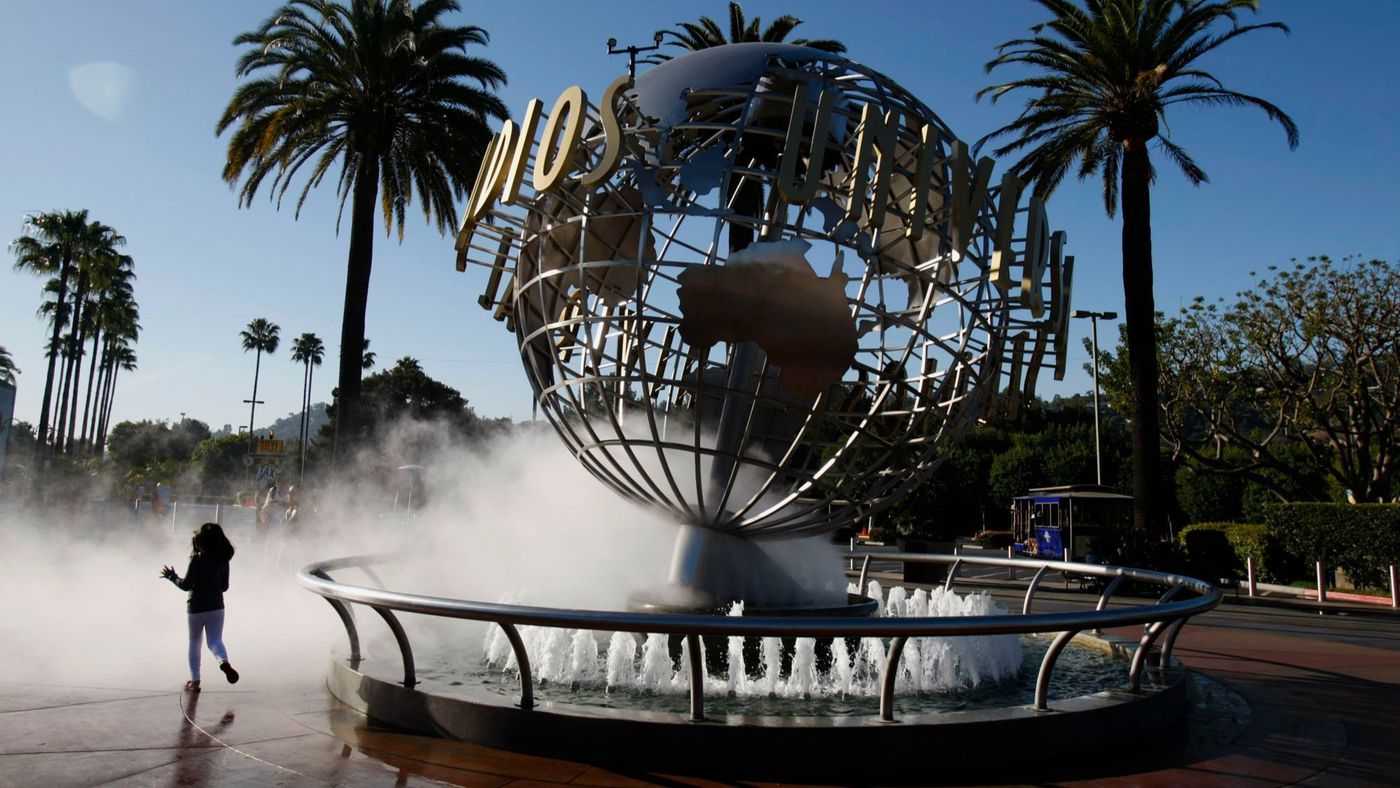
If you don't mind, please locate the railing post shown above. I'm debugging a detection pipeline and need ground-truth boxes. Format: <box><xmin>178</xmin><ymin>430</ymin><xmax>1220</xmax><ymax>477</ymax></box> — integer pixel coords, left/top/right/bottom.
<box><xmin>215</xmin><ymin>503</ymin><xmax>222</xmax><ymax>526</ymax></box>
<box><xmin>879</xmin><ymin>636</ymin><xmax>909</xmax><ymax>722</ymax></box>
<box><xmin>686</xmin><ymin>633</ymin><xmax>705</xmax><ymax>722</ymax></box>
<box><xmin>1093</xmin><ymin>575</ymin><xmax>1127</xmax><ymax>635</ymax></box>
<box><xmin>310</xmin><ymin>569</ymin><xmax>360</xmax><ymax>666</ymax></box>
<box><xmin>1158</xmin><ymin>618</ymin><xmax>1188</xmax><ymax>669</ymax></box>
<box><xmin>498</xmin><ymin>623</ymin><xmax>534</xmax><ymax>711</ymax></box>
<box><xmin>369</xmin><ymin>606</ymin><xmax>417</xmax><ymax>688</ymax></box>
<box><xmin>943</xmin><ymin>558</ymin><xmax>962</xmax><ymax>592</ymax></box>
<box><xmin>1034</xmin><ymin>630</ymin><xmax>1079</xmax><ymax>711</ymax></box>
<box><xmin>1023</xmin><ymin>565</ymin><xmax>1049</xmax><ymax>615</ymax></box>
<box><xmin>1129</xmin><ymin>620</ymin><xmax>1168</xmax><ymax>692</ymax></box>
<box><xmin>1007</xmin><ymin>545</ymin><xmax>1015</xmax><ymax>580</ymax></box>
<box><xmin>849</xmin><ymin>537</ymin><xmax>856</xmax><ymax>570</ymax></box>
<box><xmin>1391</xmin><ymin>565</ymin><xmax>1398</xmax><ymax>609</ymax></box>
<box><xmin>1247</xmin><ymin>556</ymin><xmax>1256</xmax><ymax>598</ymax></box>
<box><xmin>1316</xmin><ymin>561</ymin><xmax>1328</xmax><ymax>603</ymax></box>
<box><xmin>858</xmin><ymin>554</ymin><xmax>871</xmax><ymax>592</ymax></box>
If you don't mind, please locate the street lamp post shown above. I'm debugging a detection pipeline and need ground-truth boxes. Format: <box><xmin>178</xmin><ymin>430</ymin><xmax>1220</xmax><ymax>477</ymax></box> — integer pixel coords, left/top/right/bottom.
<box><xmin>1073</xmin><ymin>309</ymin><xmax>1117</xmax><ymax>485</ymax></box>
<box><xmin>607</xmin><ymin>31</ymin><xmax>665</xmax><ymax>86</ymax></box>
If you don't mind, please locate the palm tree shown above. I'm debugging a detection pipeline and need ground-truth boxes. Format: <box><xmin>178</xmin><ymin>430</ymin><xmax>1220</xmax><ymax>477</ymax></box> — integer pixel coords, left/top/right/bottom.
<box><xmin>240</xmin><ymin>318</ymin><xmax>281</xmax><ymax>448</ymax></box>
<box><xmin>649</xmin><ymin>3</ymin><xmax>847</xmax><ymax>252</ymax></box>
<box><xmin>648</xmin><ymin>2</ymin><xmax>846</xmax><ymax>61</ymax></box>
<box><xmin>59</xmin><ymin>232</ymin><xmax>126</xmax><ymax>454</ymax></box>
<box><xmin>80</xmin><ymin>266</ymin><xmax>136</xmax><ymax>454</ymax></box>
<box><xmin>218</xmin><ymin>0</ymin><xmax>508</xmax><ymax>458</ymax></box>
<box><xmin>977</xmin><ymin>0</ymin><xmax>1298</xmax><ymax>537</ymax></box>
<box><xmin>361</xmin><ymin>338</ymin><xmax>376</xmax><ymax>371</ymax></box>
<box><xmin>63</xmin><ymin>248</ymin><xmax>132</xmax><ymax>455</ymax></box>
<box><xmin>0</xmin><ymin>345</ymin><xmax>18</xmax><ymax>386</ymax></box>
<box><xmin>290</xmin><ymin>331</ymin><xmax>325</xmax><ymax>482</ymax></box>
<box><xmin>97</xmin><ymin>342</ymin><xmax>137</xmax><ymax>453</ymax></box>
<box><xmin>9</xmin><ymin>210</ymin><xmax>119</xmax><ymax>452</ymax></box>
<box><xmin>93</xmin><ymin>296</ymin><xmax>140</xmax><ymax>456</ymax></box>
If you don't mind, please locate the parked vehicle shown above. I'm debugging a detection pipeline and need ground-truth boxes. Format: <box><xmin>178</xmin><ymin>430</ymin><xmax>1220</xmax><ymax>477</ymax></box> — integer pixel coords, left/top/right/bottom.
<box><xmin>1011</xmin><ymin>485</ymin><xmax>1132</xmax><ymax>563</ymax></box>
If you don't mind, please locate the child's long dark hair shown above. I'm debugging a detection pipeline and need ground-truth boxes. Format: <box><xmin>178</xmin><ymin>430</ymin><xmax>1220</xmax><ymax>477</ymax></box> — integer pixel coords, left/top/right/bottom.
<box><xmin>192</xmin><ymin>522</ymin><xmax>235</xmax><ymax>562</ymax></box>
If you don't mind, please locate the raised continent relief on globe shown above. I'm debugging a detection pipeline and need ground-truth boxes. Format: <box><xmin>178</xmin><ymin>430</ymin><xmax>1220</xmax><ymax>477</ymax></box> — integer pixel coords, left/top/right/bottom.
<box><xmin>676</xmin><ymin>239</ymin><xmax>856</xmax><ymax>398</ymax></box>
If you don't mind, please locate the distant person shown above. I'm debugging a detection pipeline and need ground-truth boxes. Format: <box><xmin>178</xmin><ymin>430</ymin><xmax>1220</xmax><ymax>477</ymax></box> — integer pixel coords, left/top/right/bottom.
<box><xmin>158</xmin><ymin>481</ymin><xmax>173</xmax><ymax>509</ymax></box>
<box><xmin>258</xmin><ymin>482</ymin><xmax>285</xmax><ymax>532</ymax></box>
<box><xmin>283</xmin><ymin>485</ymin><xmax>300</xmax><ymax>526</ymax></box>
<box><xmin>161</xmin><ymin>523</ymin><xmax>240</xmax><ymax>692</ymax></box>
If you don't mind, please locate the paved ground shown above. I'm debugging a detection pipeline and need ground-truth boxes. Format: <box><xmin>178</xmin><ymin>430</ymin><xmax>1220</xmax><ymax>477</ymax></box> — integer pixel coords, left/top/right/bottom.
<box><xmin>2</xmin><ymin>586</ymin><xmax>1396</xmax><ymax>786</ymax></box>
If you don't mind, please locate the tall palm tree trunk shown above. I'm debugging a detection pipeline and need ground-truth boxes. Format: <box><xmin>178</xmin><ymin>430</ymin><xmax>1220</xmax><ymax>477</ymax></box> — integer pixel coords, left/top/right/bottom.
<box><xmin>54</xmin><ymin>340</ymin><xmax>75</xmax><ymax>453</ymax></box>
<box><xmin>298</xmin><ymin>360</ymin><xmax>310</xmax><ymax>483</ymax></box>
<box><xmin>303</xmin><ymin>361</ymin><xmax>316</xmax><ymax>481</ymax></box>
<box><xmin>1121</xmin><ymin>141</ymin><xmax>1163</xmax><ymax>538</ymax></box>
<box><xmin>103</xmin><ymin>365</ymin><xmax>121</xmax><ymax>448</ymax></box>
<box><xmin>335</xmin><ymin>155</ymin><xmax>380</xmax><ymax>461</ymax></box>
<box><xmin>80</xmin><ymin>327</ymin><xmax>102</xmax><ymax>453</ymax></box>
<box><xmin>98</xmin><ymin>352</ymin><xmax>117</xmax><ymax>455</ymax></box>
<box><xmin>37</xmin><ymin>260</ymin><xmax>72</xmax><ymax>452</ymax></box>
<box><xmin>248</xmin><ymin>349</ymin><xmax>263</xmax><ymax>450</ymax></box>
<box><xmin>94</xmin><ymin>354</ymin><xmax>111</xmax><ymax>456</ymax></box>
<box><xmin>62</xmin><ymin>273</ymin><xmax>92</xmax><ymax>455</ymax></box>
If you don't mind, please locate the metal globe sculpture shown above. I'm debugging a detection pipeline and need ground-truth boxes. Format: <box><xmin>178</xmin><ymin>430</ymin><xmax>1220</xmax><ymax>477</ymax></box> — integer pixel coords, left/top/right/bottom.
<box><xmin>455</xmin><ymin>43</ymin><xmax>1074</xmax><ymax>606</ymax></box>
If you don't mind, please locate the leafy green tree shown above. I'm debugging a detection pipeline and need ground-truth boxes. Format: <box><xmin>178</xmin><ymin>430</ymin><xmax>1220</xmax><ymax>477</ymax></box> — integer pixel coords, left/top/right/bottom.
<box><xmin>978</xmin><ymin>0</ymin><xmax>1298</xmax><ymax>537</ymax></box>
<box><xmin>218</xmin><ymin>0</ymin><xmax>508</xmax><ymax>456</ymax></box>
<box><xmin>107</xmin><ymin>419</ymin><xmax>211</xmax><ymax>475</ymax></box>
<box><xmin>319</xmin><ymin>356</ymin><xmax>497</xmax><ymax>465</ymax></box>
<box><xmin>1094</xmin><ymin>262</ymin><xmax>1369</xmax><ymax>505</ymax></box>
<box><xmin>189</xmin><ymin>433</ymin><xmax>253</xmax><ymax>497</ymax></box>
<box><xmin>290</xmin><ymin>332</ymin><xmax>326</xmax><ymax>481</ymax></box>
<box><xmin>240</xmin><ymin>318</ymin><xmax>281</xmax><ymax>447</ymax></box>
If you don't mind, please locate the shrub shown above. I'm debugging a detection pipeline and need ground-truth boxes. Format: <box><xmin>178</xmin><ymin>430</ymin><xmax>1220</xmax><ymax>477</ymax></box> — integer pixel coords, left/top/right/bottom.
<box><xmin>1266</xmin><ymin>503</ymin><xmax>1400</xmax><ymax>589</ymax></box>
<box><xmin>1224</xmin><ymin>523</ymin><xmax>1299</xmax><ymax>584</ymax></box>
<box><xmin>1179</xmin><ymin>523</ymin><xmax>1238</xmax><ymax>585</ymax></box>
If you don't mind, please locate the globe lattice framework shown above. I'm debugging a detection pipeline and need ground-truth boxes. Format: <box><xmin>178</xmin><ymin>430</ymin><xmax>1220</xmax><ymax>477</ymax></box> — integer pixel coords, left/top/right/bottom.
<box><xmin>455</xmin><ymin>44</ymin><xmax>1072</xmax><ymax>542</ymax></box>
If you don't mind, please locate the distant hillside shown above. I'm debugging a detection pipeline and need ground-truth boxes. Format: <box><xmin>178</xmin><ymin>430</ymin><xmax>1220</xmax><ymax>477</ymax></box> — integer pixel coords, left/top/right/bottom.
<box><xmin>215</xmin><ymin>402</ymin><xmax>328</xmax><ymax>442</ymax></box>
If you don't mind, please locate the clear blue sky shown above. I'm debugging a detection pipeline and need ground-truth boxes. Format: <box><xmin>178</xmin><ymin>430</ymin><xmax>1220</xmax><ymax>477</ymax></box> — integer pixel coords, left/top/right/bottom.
<box><xmin>1</xmin><ymin>0</ymin><xmax>1396</xmax><ymax>433</ymax></box>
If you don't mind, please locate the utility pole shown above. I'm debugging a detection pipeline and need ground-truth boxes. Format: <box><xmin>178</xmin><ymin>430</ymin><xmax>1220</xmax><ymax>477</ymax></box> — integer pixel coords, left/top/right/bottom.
<box><xmin>1073</xmin><ymin>310</ymin><xmax>1117</xmax><ymax>485</ymax></box>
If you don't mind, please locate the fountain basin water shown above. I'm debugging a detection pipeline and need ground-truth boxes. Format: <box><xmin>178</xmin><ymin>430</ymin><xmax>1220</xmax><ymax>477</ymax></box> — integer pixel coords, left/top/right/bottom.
<box><xmin>304</xmin><ymin>552</ymin><xmax>1218</xmax><ymax>780</ymax></box>
<box><xmin>326</xmin><ymin>632</ymin><xmax>1186</xmax><ymax>781</ymax></box>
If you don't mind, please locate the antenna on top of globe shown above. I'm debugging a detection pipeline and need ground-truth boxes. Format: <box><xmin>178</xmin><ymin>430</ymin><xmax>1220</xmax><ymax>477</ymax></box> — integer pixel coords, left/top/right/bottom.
<box><xmin>606</xmin><ymin>31</ymin><xmax>665</xmax><ymax>86</ymax></box>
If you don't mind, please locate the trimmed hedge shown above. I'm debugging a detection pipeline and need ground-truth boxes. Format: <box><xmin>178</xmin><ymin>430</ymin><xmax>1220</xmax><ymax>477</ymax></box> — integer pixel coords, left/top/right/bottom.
<box><xmin>1226</xmin><ymin>523</ymin><xmax>1301</xmax><ymax>584</ymax></box>
<box><xmin>1178</xmin><ymin>521</ymin><xmax>1300</xmax><ymax>585</ymax></box>
<box><xmin>1178</xmin><ymin>523</ymin><xmax>1237</xmax><ymax>585</ymax></box>
<box><xmin>1265</xmin><ymin>503</ymin><xmax>1400</xmax><ymax>589</ymax></box>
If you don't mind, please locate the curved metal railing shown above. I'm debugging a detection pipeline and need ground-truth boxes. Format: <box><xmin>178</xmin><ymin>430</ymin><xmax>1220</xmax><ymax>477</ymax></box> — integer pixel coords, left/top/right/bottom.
<box><xmin>299</xmin><ymin>552</ymin><xmax>1219</xmax><ymax>722</ymax></box>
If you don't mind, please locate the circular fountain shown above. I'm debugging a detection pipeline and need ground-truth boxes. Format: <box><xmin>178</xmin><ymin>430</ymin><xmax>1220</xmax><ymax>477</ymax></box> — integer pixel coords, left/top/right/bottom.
<box><xmin>303</xmin><ymin>44</ymin><xmax>1217</xmax><ymax>779</ymax></box>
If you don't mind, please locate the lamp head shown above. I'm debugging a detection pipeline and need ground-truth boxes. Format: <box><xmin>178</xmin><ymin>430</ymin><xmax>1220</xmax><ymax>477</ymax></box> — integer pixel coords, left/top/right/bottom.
<box><xmin>653</xmin><ymin>30</ymin><xmax>665</xmax><ymax>44</ymax></box>
<box><xmin>607</xmin><ymin>37</ymin><xmax>617</xmax><ymax>50</ymax></box>
<box><xmin>1072</xmin><ymin>309</ymin><xmax>1090</xmax><ymax>318</ymax></box>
